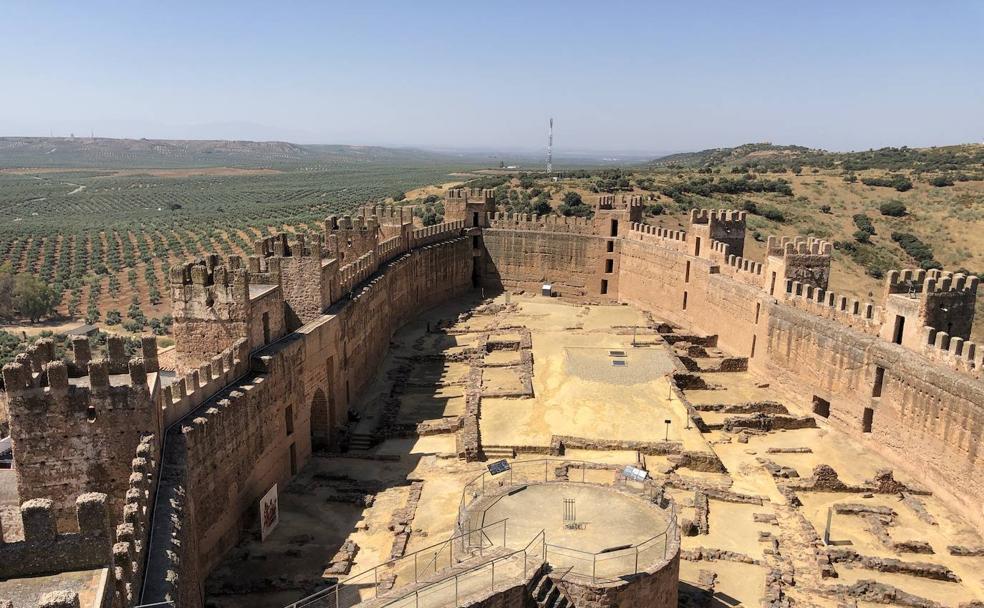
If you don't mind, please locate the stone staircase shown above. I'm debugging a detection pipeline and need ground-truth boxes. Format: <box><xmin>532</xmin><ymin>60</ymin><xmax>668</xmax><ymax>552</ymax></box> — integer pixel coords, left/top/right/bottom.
<box><xmin>348</xmin><ymin>431</ymin><xmax>375</xmax><ymax>451</ymax></box>
<box><xmin>531</xmin><ymin>568</ymin><xmax>572</xmax><ymax>608</ymax></box>
<box><xmin>482</xmin><ymin>445</ymin><xmax>516</xmax><ymax>459</ymax></box>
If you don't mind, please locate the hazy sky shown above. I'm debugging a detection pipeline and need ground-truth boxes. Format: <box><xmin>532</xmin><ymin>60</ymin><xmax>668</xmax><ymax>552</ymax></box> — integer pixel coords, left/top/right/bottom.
<box><xmin>1</xmin><ymin>1</ymin><xmax>981</xmax><ymax>153</ymax></box>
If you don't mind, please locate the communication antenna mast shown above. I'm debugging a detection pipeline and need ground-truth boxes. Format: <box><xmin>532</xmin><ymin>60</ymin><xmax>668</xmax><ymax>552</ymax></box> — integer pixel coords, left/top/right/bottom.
<box><xmin>547</xmin><ymin>118</ymin><xmax>553</xmax><ymax>174</ymax></box>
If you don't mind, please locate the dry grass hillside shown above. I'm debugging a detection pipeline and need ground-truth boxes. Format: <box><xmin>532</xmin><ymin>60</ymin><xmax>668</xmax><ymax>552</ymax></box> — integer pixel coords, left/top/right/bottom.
<box><xmin>444</xmin><ymin>144</ymin><xmax>984</xmax><ymax>341</ymax></box>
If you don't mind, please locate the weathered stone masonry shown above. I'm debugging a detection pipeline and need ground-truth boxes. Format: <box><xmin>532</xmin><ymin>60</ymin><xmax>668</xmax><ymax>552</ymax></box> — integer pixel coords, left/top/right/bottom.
<box><xmin>2</xmin><ymin>191</ymin><xmax>982</xmax><ymax>606</ymax></box>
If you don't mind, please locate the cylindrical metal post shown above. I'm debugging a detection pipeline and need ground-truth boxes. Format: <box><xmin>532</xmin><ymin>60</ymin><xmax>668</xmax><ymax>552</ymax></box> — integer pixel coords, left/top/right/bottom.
<box><xmin>592</xmin><ymin>557</ymin><xmax>597</xmax><ymax>582</ymax></box>
<box><xmin>491</xmin><ymin>559</ymin><xmax>495</xmax><ymax>589</ymax></box>
<box><xmin>414</xmin><ymin>552</ymin><xmax>418</xmax><ymax>583</ymax></box>
<box><xmin>634</xmin><ymin>547</ymin><xmax>639</xmax><ymax>574</ymax></box>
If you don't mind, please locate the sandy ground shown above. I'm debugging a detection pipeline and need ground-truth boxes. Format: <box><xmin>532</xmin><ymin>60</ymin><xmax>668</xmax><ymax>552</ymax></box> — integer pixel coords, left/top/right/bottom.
<box><xmin>205</xmin><ymin>295</ymin><xmax>984</xmax><ymax>608</ymax></box>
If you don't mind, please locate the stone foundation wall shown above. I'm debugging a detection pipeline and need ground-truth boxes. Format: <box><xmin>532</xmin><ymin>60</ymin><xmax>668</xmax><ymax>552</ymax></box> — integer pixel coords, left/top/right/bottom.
<box><xmin>483</xmin><ymin>229</ymin><xmax>612</xmax><ymax>299</ymax></box>
<box><xmin>554</xmin><ymin>549</ymin><xmax>680</xmax><ymax>608</ymax></box>
<box><xmin>616</xmin><ymin>233</ymin><xmax>984</xmax><ymax>532</ymax></box>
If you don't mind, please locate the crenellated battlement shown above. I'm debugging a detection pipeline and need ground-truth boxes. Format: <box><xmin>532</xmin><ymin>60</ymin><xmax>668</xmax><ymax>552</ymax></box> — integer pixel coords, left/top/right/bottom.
<box><xmin>160</xmin><ymin>338</ymin><xmax>250</xmax><ymax>427</ymax></box>
<box><xmin>111</xmin><ymin>433</ymin><xmax>157</xmax><ymax>607</ymax></box>
<box><xmin>0</xmin><ymin>492</ymin><xmax>113</xmax><ymax>580</ymax></box>
<box><xmin>885</xmin><ymin>269</ymin><xmax>980</xmax><ymax>297</ymax></box>
<box><xmin>626</xmin><ymin>223</ymin><xmax>688</xmax><ymax>246</ymax></box>
<box><xmin>487</xmin><ymin>212</ymin><xmax>596</xmax><ymax>235</ymax></box>
<box><xmin>362</xmin><ymin>203</ymin><xmax>414</xmax><ymax>226</ymax></box>
<box><xmin>2</xmin><ymin>335</ymin><xmax>158</xmax><ymax>400</ymax></box>
<box><xmin>446</xmin><ymin>188</ymin><xmax>496</xmax><ymax>204</ymax></box>
<box><xmin>919</xmin><ymin>326</ymin><xmax>982</xmax><ymax>380</ymax></box>
<box><xmin>169</xmin><ymin>255</ymin><xmax>251</xmax><ymax>310</ymax></box>
<box><xmin>689</xmin><ymin>209</ymin><xmax>747</xmax><ymax>225</ymax></box>
<box><xmin>766</xmin><ymin>235</ymin><xmax>833</xmax><ymax>257</ymax></box>
<box><xmin>254</xmin><ymin>232</ymin><xmax>326</xmax><ymax>260</ymax></box>
<box><xmin>783</xmin><ymin>279</ymin><xmax>882</xmax><ymax>335</ymax></box>
<box><xmin>689</xmin><ymin>208</ymin><xmax>747</xmax><ymax>258</ymax></box>
<box><xmin>410</xmin><ymin>219</ymin><xmax>466</xmax><ymax>248</ymax></box>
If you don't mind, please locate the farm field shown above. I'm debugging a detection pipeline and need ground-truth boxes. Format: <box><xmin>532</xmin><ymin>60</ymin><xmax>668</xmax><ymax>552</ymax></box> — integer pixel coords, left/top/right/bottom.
<box><xmin>1</xmin><ymin>140</ymin><xmax>982</xmax><ymax>361</ymax></box>
<box><xmin>0</xmin><ymin>161</ymin><xmax>472</xmax><ymax>339</ymax></box>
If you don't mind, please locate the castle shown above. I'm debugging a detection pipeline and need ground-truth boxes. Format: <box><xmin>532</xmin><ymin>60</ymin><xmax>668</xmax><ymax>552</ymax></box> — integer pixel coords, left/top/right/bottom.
<box><xmin>0</xmin><ymin>188</ymin><xmax>981</xmax><ymax>607</ymax></box>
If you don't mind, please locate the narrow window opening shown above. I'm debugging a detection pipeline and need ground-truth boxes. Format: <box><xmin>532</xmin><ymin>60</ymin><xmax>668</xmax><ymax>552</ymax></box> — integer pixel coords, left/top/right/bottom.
<box><xmin>682</xmin><ymin>291</ymin><xmax>688</xmax><ymax>310</ymax></box>
<box><xmin>472</xmin><ymin>211</ymin><xmax>480</xmax><ymax>227</ymax></box>
<box><xmin>86</xmin><ymin>406</ymin><xmax>97</xmax><ymax>423</ymax></box>
<box><xmin>285</xmin><ymin>405</ymin><xmax>294</xmax><ymax>436</ymax></box>
<box><xmin>262</xmin><ymin>312</ymin><xmax>271</xmax><ymax>345</ymax></box>
<box><xmin>862</xmin><ymin>407</ymin><xmax>874</xmax><ymax>433</ymax></box>
<box><xmin>769</xmin><ymin>272</ymin><xmax>777</xmax><ymax>296</ymax></box>
<box><xmin>606</xmin><ymin>240</ymin><xmax>615</xmax><ymax>253</ymax></box>
<box><xmin>750</xmin><ymin>334</ymin><xmax>756</xmax><ymax>358</ymax></box>
<box><xmin>892</xmin><ymin>315</ymin><xmax>905</xmax><ymax>345</ymax></box>
<box><xmin>610</xmin><ymin>219</ymin><xmax>619</xmax><ymax>237</ymax></box>
<box><xmin>872</xmin><ymin>366</ymin><xmax>885</xmax><ymax>398</ymax></box>
<box><xmin>694</xmin><ymin>237</ymin><xmax>701</xmax><ymax>257</ymax></box>
<box><xmin>755</xmin><ymin>302</ymin><xmax>761</xmax><ymax>324</ymax></box>
<box><xmin>605</xmin><ymin>259</ymin><xmax>614</xmax><ymax>273</ymax></box>
<box><xmin>600</xmin><ymin>279</ymin><xmax>609</xmax><ymax>295</ymax></box>
<box><xmin>289</xmin><ymin>443</ymin><xmax>297</xmax><ymax>475</ymax></box>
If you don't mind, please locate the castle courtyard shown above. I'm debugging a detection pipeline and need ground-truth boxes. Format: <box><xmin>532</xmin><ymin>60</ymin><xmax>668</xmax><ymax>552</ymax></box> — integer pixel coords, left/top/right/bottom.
<box><xmin>204</xmin><ymin>294</ymin><xmax>984</xmax><ymax>608</ymax></box>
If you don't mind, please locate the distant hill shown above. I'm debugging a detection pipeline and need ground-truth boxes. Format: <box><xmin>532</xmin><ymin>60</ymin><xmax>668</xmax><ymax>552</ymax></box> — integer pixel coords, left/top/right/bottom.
<box><xmin>0</xmin><ymin>137</ymin><xmax>463</xmax><ymax>168</ymax></box>
<box><xmin>650</xmin><ymin>142</ymin><xmax>984</xmax><ymax>173</ymax></box>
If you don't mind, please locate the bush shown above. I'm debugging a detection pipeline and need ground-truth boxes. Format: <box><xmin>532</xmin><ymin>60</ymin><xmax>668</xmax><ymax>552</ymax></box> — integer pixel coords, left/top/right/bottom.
<box><xmin>645</xmin><ymin>203</ymin><xmax>664</xmax><ymax>216</ymax></box>
<box><xmin>853</xmin><ymin>214</ymin><xmax>875</xmax><ymax>235</ymax></box>
<box><xmin>929</xmin><ymin>175</ymin><xmax>954</xmax><ymax>187</ymax></box>
<box><xmin>423</xmin><ymin>194</ymin><xmax>440</xmax><ymax>204</ymax></box>
<box><xmin>891</xmin><ymin>231</ymin><xmax>936</xmax><ymax>266</ymax></box>
<box><xmin>106</xmin><ymin>310</ymin><xmax>122</xmax><ymax>325</ymax></box>
<box><xmin>820</xmin><ymin>204</ymin><xmax>831</xmax><ymax>214</ymax></box>
<box><xmin>853</xmin><ymin>230</ymin><xmax>871</xmax><ymax>243</ymax></box>
<box><xmin>759</xmin><ymin>206</ymin><xmax>785</xmax><ymax>222</ymax></box>
<box><xmin>862</xmin><ymin>175</ymin><xmax>912</xmax><ymax>192</ymax></box>
<box><xmin>393</xmin><ymin>191</ymin><xmax>406</xmax><ymax>202</ymax></box>
<box><xmin>879</xmin><ymin>201</ymin><xmax>907</xmax><ymax>217</ymax></box>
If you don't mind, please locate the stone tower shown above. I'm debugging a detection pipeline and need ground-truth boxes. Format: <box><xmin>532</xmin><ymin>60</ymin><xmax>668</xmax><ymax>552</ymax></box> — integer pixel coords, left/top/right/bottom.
<box><xmin>762</xmin><ymin>236</ymin><xmax>832</xmax><ymax>296</ymax></box>
<box><xmin>1</xmin><ymin>336</ymin><xmax>159</xmax><ymax>527</ymax></box>
<box><xmin>880</xmin><ymin>269</ymin><xmax>979</xmax><ymax>349</ymax></box>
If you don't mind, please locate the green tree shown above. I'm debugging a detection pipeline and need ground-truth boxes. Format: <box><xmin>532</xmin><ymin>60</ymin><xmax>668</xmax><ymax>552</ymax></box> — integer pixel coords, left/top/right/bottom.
<box><xmin>13</xmin><ymin>274</ymin><xmax>58</xmax><ymax>323</ymax></box>
<box><xmin>558</xmin><ymin>191</ymin><xmax>593</xmax><ymax>217</ymax></box>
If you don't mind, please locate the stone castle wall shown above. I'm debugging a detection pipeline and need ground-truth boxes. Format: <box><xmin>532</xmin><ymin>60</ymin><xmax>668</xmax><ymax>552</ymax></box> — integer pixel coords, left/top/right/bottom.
<box><xmin>466</xmin><ymin>204</ymin><xmax>983</xmax><ymax>530</ymax></box>
<box><xmin>141</xmin><ymin>233</ymin><xmax>474</xmax><ymax>607</ymax></box>
<box><xmin>2</xmin><ymin>337</ymin><xmax>161</xmax><ymax>528</ymax></box>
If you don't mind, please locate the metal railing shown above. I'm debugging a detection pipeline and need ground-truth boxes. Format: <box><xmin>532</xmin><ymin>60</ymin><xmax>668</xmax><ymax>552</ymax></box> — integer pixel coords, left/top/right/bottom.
<box><xmin>459</xmin><ymin>458</ymin><xmax>676</xmax><ymax>584</ymax></box>
<box><xmin>286</xmin><ymin>520</ymin><xmax>511</xmax><ymax>608</ymax></box>
<box><xmin>376</xmin><ymin>530</ymin><xmax>546</xmax><ymax>608</ymax></box>
<box><xmin>459</xmin><ymin>458</ymin><xmax>663</xmax><ymax>516</ymax></box>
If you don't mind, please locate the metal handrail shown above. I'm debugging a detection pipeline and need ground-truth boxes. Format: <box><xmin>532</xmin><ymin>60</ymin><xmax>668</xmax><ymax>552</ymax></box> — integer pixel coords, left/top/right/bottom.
<box><xmin>460</xmin><ymin>458</ymin><xmax>678</xmax><ymax>584</ymax></box>
<box><xmin>286</xmin><ymin>519</ymin><xmax>510</xmax><ymax>608</ymax></box>
<box><xmin>378</xmin><ymin>529</ymin><xmax>547</xmax><ymax>608</ymax></box>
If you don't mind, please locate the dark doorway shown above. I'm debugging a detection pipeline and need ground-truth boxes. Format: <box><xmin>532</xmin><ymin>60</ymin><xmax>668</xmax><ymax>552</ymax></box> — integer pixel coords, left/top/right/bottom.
<box><xmin>605</xmin><ymin>259</ymin><xmax>614</xmax><ymax>273</ymax></box>
<box><xmin>600</xmin><ymin>279</ymin><xmax>609</xmax><ymax>295</ymax></box>
<box><xmin>862</xmin><ymin>407</ymin><xmax>874</xmax><ymax>433</ymax></box>
<box><xmin>289</xmin><ymin>442</ymin><xmax>297</xmax><ymax>475</ymax></box>
<box><xmin>472</xmin><ymin>211</ymin><xmax>480</xmax><ymax>227</ymax></box>
<box><xmin>812</xmin><ymin>395</ymin><xmax>830</xmax><ymax>418</ymax></box>
<box><xmin>610</xmin><ymin>219</ymin><xmax>619</xmax><ymax>237</ymax></box>
<box><xmin>694</xmin><ymin>237</ymin><xmax>701</xmax><ymax>257</ymax></box>
<box><xmin>262</xmin><ymin>312</ymin><xmax>271</xmax><ymax>345</ymax></box>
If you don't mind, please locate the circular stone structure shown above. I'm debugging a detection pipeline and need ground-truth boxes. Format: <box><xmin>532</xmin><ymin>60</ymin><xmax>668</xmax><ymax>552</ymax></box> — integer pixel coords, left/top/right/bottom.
<box><xmin>460</xmin><ymin>477</ymin><xmax>680</xmax><ymax>608</ymax></box>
